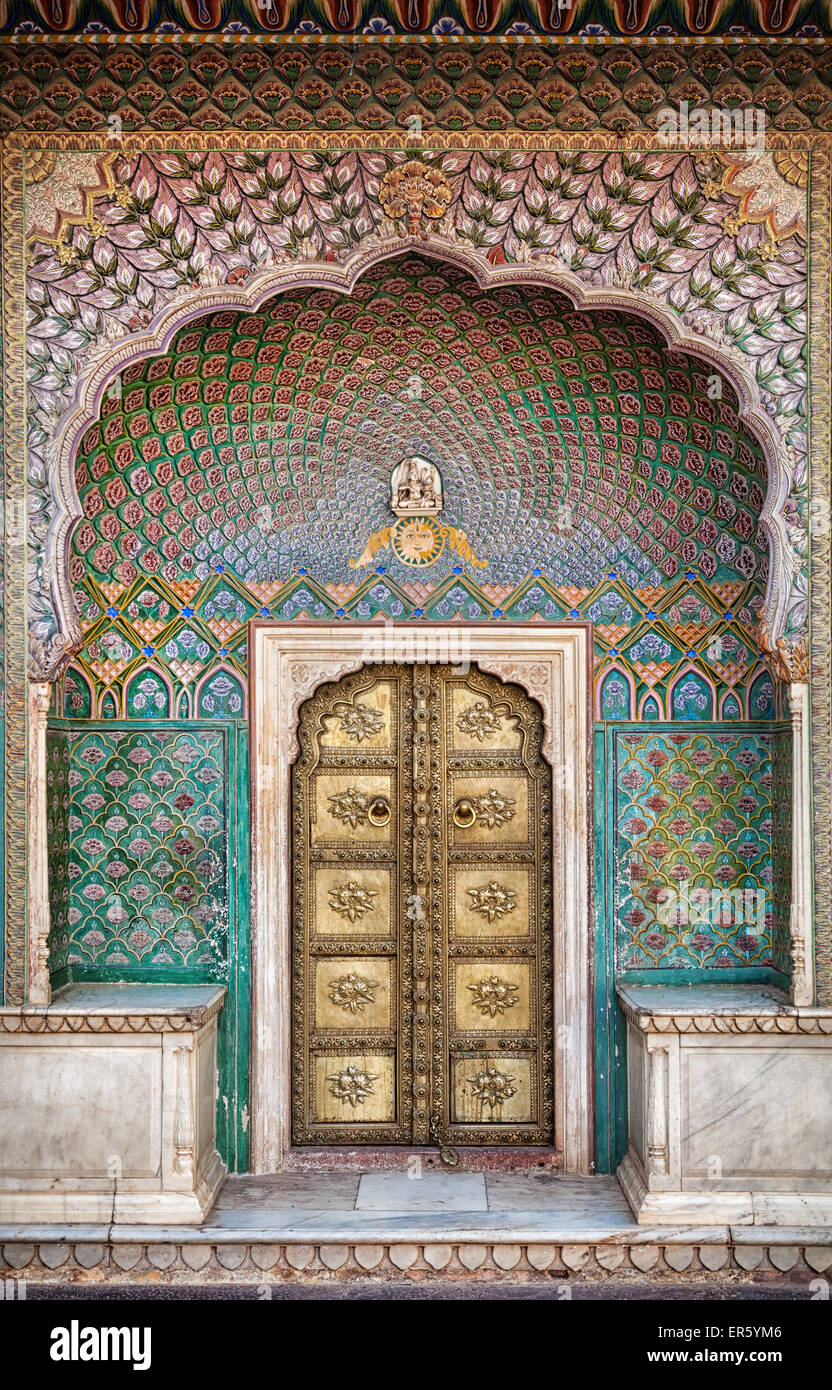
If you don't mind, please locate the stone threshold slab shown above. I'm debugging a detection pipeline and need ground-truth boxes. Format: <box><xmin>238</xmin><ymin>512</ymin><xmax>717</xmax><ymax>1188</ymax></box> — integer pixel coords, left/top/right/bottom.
<box><xmin>0</xmin><ymin>1217</ymin><xmax>731</xmax><ymax>1244</ymax></box>
<box><xmin>1</xmin><ymin>1221</ymin><xmax>828</xmax><ymax>1247</ymax></box>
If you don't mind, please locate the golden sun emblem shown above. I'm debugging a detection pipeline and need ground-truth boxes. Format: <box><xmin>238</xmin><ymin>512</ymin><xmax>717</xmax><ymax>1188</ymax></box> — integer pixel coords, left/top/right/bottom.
<box><xmin>390</xmin><ymin>515</ymin><xmax>446</xmax><ymax>567</ymax></box>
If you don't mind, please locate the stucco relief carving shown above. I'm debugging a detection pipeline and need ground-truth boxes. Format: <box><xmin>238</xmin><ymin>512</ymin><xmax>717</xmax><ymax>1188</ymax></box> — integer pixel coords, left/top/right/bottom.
<box><xmin>17</xmin><ymin>140</ymin><xmax>808</xmax><ymax>680</ymax></box>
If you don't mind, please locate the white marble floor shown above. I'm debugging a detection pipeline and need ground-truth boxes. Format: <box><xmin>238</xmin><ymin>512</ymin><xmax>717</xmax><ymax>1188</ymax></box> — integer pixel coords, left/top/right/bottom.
<box><xmin>184</xmin><ymin>1170</ymin><xmax>645</xmax><ymax>1240</ymax></box>
<box><xmin>215</xmin><ymin>1171</ymin><xmax>629</xmax><ymax>1218</ymax></box>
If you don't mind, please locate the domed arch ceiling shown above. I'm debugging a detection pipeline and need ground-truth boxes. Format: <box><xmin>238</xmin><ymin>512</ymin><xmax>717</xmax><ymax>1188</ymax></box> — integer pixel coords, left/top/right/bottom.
<box><xmin>67</xmin><ymin>254</ymin><xmax>773</xmax><ymax>721</ymax></box>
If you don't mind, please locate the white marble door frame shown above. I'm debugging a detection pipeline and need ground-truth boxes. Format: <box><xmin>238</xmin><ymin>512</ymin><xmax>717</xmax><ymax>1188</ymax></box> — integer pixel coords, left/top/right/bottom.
<box><xmin>249</xmin><ymin>621</ymin><xmax>593</xmax><ymax>1174</ymax></box>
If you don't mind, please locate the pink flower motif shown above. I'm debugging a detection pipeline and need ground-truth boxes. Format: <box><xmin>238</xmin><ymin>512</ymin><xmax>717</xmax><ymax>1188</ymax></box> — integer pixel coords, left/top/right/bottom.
<box><xmin>646</xmin><ymin>838</ymin><xmax>671</xmax><ymax>860</ymax></box>
<box><xmin>667</xmin><ymin>772</ymin><xmax>691</xmax><ymax>789</ymax></box>
<box><xmin>669</xmin><ymin>817</ymin><xmax>692</xmax><ymax>836</ymax></box>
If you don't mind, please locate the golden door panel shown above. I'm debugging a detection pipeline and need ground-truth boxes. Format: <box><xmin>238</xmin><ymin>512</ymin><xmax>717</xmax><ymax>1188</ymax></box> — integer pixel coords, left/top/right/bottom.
<box><xmin>451</xmin><ymin>1056</ymin><xmax>535</xmax><ymax>1126</ymax></box>
<box><xmin>449</xmin><ymin>775</ymin><xmax>530</xmax><ymax>846</ymax></box>
<box><xmin>292</xmin><ymin>662</ymin><xmax>553</xmax><ymax>1150</ymax></box>
<box><xmin>450</xmin><ymin>685</ymin><xmax>523</xmax><ymax>752</ymax></box>
<box><xmin>313</xmin><ymin>958</ymin><xmax>394</xmax><ymax>1032</ymax></box>
<box><xmin>452</xmin><ymin>961</ymin><xmax>533</xmax><ymax>1033</ymax></box>
<box><xmin>319</xmin><ymin>680</ymin><xmax>394</xmax><ymax>751</ymax></box>
<box><xmin>313</xmin><ymin>1054</ymin><xmax>397</xmax><ymax>1124</ymax></box>
<box><xmin>449</xmin><ymin>867</ymin><xmax>533</xmax><ymax>940</ymax></box>
<box><xmin>312</xmin><ymin>866</ymin><xmax>394</xmax><ymax>938</ymax></box>
<box><xmin>311</xmin><ymin>773</ymin><xmax>394</xmax><ymax>846</ymax></box>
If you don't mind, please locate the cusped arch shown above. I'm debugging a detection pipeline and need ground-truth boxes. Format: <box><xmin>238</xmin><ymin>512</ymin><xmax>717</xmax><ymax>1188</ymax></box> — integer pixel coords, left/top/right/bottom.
<box><xmin>42</xmin><ymin>235</ymin><xmax>792</xmax><ymax>681</ymax></box>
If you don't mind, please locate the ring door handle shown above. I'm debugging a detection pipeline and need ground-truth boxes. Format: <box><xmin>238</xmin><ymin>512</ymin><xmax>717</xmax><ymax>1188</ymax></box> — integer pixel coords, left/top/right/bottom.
<box><xmin>367</xmin><ymin>794</ymin><xmax>391</xmax><ymax>827</ymax></box>
<box><xmin>453</xmin><ymin>797</ymin><xmax>476</xmax><ymax>829</ymax></box>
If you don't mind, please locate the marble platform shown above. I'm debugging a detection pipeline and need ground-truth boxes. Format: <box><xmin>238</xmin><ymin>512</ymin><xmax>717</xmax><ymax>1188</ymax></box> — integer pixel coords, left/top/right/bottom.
<box><xmin>0</xmin><ymin>983</ymin><xmax>227</xmax><ymax>1225</ymax></box>
<box><xmin>1</xmin><ymin>1172</ymin><xmax>830</xmax><ymax>1284</ymax></box>
<box><xmin>617</xmin><ymin>983</ymin><xmax>832</xmax><ymax>1226</ymax></box>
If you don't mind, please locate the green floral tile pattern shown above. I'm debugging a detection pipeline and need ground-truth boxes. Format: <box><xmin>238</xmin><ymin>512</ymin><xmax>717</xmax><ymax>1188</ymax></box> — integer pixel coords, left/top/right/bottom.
<box><xmin>614</xmin><ymin>728</ymin><xmax>777</xmax><ymax>971</ymax></box>
<box><xmin>48</xmin><ymin>727</ymin><xmax>228</xmax><ymax>974</ymax></box>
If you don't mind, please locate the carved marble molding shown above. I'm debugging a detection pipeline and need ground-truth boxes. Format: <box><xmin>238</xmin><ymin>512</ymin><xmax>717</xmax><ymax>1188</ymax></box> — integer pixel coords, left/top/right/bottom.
<box><xmin>0</xmin><ymin>1010</ymin><xmax>220</xmax><ymax>1034</ymax></box>
<box><xmin>620</xmin><ymin>1010</ymin><xmax>832</xmax><ymax>1036</ymax></box>
<box><xmin>2</xmin><ymin>1236</ymin><xmax>830</xmax><ymax>1283</ymax></box>
<box><xmin>34</xmin><ymin>223</ymin><xmax>794</xmax><ymax>682</ymax></box>
<box><xmin>249</xmin><ymin>621</ymin><xmax>592</xmax><ymax>1173</ymax></box>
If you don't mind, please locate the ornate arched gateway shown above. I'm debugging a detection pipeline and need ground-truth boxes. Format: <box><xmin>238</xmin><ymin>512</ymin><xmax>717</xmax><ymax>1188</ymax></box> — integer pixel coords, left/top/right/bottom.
<box><xmin>27</xmin><ymin>250</ymin><xmax>807</xmax><ymax>1186</ymax></box>
<box><xmin>0</xmin><ymin>20</ymin><xmax>829</xmax><ymax>1245</ymax></box>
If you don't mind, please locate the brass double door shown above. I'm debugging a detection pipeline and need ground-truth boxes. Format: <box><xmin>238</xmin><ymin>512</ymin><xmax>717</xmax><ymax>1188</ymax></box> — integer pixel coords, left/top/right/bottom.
<box><xmin>291</xmin><ymin>662</ymin><xmax>554</xmax><ymax>1149</ymax></box>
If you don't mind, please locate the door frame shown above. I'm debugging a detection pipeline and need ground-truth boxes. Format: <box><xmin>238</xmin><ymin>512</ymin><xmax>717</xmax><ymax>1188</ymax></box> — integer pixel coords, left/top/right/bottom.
<box><xmin>249</xmin><ymin>621</ymin><xmax>593</xmax><ymax>1173</ymax></box>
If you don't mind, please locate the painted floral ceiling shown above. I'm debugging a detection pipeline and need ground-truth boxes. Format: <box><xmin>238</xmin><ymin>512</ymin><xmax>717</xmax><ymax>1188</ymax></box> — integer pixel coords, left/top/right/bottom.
<box><xmin>3</xmin><ymin>0</ymin><xmax>831</xmax><ymax>36</ymax></box>
<box><xmin>71</xmin><ymin>254</ymin><xmax>768</xmax><ymax>598</ymax></box>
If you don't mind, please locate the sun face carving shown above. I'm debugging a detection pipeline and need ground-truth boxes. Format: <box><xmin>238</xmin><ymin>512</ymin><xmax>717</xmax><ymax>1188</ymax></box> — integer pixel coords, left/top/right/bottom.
<box><xmin>327</xmin><ymin>971</ymin><xmax>379</xmax><ymax>1015</ymax></box>
<box><xmin>467</xmin><ymin>1065</ymin><xmax>518</xmax><ymax>1114</ymax></box>
<box><xmin>468</xmin><ymin>975</ymin><xmax>520</xmax><ymax>1018</ymax></box>
<box><xmin>467</xmin><ymin>881</ymin><xmax>518</xmax><ymax>923</ymax></box>
<box><xmin>472</xmin><ymin>789</ymin><xmax>516</xmax><ymax>829</ymax></box>
<box><xmin>328</xmin><ymin>1064</ymin><xmax>379</xmax><ymax>1108</ymax></box>
<box><xmin>328</xmin><ymin>880</ymin><xmax>378</xmax><ymax>923</ymax></box>
<box><xmin>456</xmin><ymin>700</ymin><xmax>502</xmax><ymax>742</ymax></box>
<box><xmin>327</xmin><ymin>786</ymin><xmax>370</xmax><ymax>828</ymax></box>
<box><xmin>334</xmin><ymin>700</ymin><xmax>384</xmax><ymax>743</ymax></box>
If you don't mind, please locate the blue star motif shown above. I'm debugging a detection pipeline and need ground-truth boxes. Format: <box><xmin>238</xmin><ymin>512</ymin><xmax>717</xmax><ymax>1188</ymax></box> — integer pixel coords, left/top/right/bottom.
<box><xmin>569</xmin><ymin>608</ymin><xmax>580</xmax><ymax>619</ymax></box>
<box><xmin>374</xmin><ymin>566</ymin><xmax>386</xmax><ymax>575</ymax></box>
<box><xmin>218</xmin><ymin>647</ymin><xmax>228</xmax><ymax>659</ymax></box>
<box><xmin>452</xmin><ymin>565</ymin><xmax>463</xmax><ymax>574</ymax></box>
<box><xmin>298</xmin><ymin>568</ymin><xmax>307</xmax><ymax>576</ymax></box>
<box><xmin>687</xmin><ymin>649</ymin><xmax>698</xmax><ymax>659</ymax></box>
<box><xmin>532</xmin><ymin>568</ymin><xmax>542</xmax><ymax>576</ymax></box>
<box><xmin>645</xmin><ymin>609</ymin><xmax>657</xmax><ymax>620</ymax></box>
<box><xmin>213</xmin><ymin>564</ymin><xmax>224</xmax><ymax>574</ymax></box>
<box><xmin>608</xmin><ymin>648</ymin><xmax>619</xmax><ymax>658</ymax></box>
<box><xmin>723</xmin><ymin>611</ymin><xmax>733</xmax><ymax>620</ymax></box>
<box><xmin>491</xmin><ymin>609</ymin><xmax>504</xmax><ymax>619</ymax></box>
<box><xmin>141</xmin><ymin>644</ymin><xmax>155</xmax><ymax>658</ymax></box>
<box><xmin>684</xmin><ymin>570</ymin><xmax>697</xmax><ymax>581</ymax></box>
<box><xmin>335</xmin><ymin>608</ymin><xmax>346</xmax><ymax>618</ymax></box>
<box><xmin>413</xmin><ymin>608</ymin><xmax>425</xmax><ymax>617</ymax></box>
<box><xmin>258</xmin><ymin>608</ymin><xmax>271</xmax><ymax>618</ymax></box>
<box><xmin>607</xmin><ymin>570</ymin><xmax>618</xmax><ymax>579</ymax></box>
<box><xmin>105</xmin><ymin>605</ymin><xmax>120</xmax><ymax>619</ymax></box>
<box><xmin>180</xmin><ymin>606</ymin><xmax>194</xmax><ymax>618</ymax></box>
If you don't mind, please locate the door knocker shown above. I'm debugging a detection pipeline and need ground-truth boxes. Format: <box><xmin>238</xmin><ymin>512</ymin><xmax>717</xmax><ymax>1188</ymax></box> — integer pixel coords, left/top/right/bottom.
<box><xmin>367</xmin><ymin>794</ymin><xmax>391</xmax><ymax>827</ymax></box>
<box><xmin>453</xmin><ymin>797</ymin><xmax>477</xmax><ymax>829</ymax></box>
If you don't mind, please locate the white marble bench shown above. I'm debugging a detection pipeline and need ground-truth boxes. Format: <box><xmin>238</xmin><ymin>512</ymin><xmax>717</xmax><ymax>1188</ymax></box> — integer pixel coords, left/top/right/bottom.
<box><xmin>617</xmin><ymin>983</ymin><xmax>832</xmax><ymax>1226</ymax></box>
<box><xmin>0</xmin><ymin>983</ymin><xmax>227</xmax><ymax>1225</ymax></box>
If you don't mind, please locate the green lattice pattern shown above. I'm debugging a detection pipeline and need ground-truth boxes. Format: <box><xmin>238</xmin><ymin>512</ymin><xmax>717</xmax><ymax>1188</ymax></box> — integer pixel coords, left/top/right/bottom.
<box><xmin>47</xmin><ymin>727</ymin><xmax>228</xmax><ymax>973</ymax></box>
<box><xmin>615</xmin><ymin>729</ymin><xmax>778</xmax><ymax>970</ymax></box>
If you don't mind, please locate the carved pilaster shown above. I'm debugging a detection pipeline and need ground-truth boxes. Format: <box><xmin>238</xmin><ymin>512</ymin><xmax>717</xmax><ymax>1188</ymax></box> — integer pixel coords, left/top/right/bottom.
<box><xmin>789</xmin><ymin>683</ymin><xmax>815</xmax><ymax>1007</ymax></box>
<box><xmin>646</xmin><ymin>1045</ymin><xmax>670</xmax><ymax>1177</ymax></box>
<box><xmin>173</xmin><ymin>1046</ymin><xmax>195</xmax><ymax>1179</ymax></box>
<box><xmin>27</xmin><ymin>683</ymin><xmax>52</xmax><ymax>1007</ymax></box>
